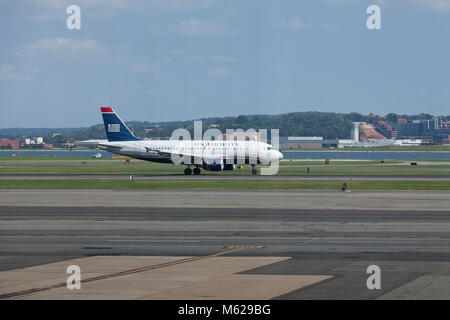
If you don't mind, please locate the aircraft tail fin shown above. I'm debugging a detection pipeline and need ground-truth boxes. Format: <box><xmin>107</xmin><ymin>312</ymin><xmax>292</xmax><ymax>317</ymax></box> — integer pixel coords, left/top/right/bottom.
<box><xmin>100</xmin><ymin>107</ymin><xmax>138</xmax><ymax>142</ymax></box>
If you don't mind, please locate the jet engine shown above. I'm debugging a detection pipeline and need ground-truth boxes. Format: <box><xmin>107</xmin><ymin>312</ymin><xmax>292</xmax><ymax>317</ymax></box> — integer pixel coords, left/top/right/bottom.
<box><xmin>202</xmin><ymin>158</ymin><xmax>224</xmax><ymax>171</ymax></box>
<box><xmin>223</xmin><ymin>164</ymin><xmax>235</xmax><ymax>170</ymax></box>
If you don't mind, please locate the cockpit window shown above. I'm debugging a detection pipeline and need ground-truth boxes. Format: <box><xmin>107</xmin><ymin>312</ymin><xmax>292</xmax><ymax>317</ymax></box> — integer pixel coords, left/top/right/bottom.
<box><xmin>267</xmin><ymin>146</ymin><xmax>272</xmax><ymax>150</ymax></box>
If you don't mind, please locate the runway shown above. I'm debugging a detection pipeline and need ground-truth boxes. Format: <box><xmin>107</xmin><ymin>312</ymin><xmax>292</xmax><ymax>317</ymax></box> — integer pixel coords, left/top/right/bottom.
<box><xmin>1</xmin><ymin>189</ymin><xmax>450</xmax><ymax>210</ymax></box>
<box><xmin>0</xmin><ymin>189</ymin><xmax>449</xmax><ymax>299</ymax></box>
<box><xmin>0</xmin><ymin>173</ymin><xmax>449</xmax><ymax>181</ymax></box>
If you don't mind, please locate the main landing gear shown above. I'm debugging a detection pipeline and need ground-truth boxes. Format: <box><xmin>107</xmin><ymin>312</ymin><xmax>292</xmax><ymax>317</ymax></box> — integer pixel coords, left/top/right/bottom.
<box><xmin>184</xmin><ymin>167</ymin><xmax>201</xmax><ymax>175</ymax></box>
<box><xmin>251</xmin><ymin>164</ymin><xmax>257</xmax><ymax>175</ymax></box>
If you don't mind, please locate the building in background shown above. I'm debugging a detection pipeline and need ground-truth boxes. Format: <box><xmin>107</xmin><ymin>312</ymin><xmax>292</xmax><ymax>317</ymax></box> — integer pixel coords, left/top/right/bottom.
<box><xmin>375</xmin><ymin>118</ymin><xmax>450</xmax><ymax>143</ymax></box>
<box><xmin>351</xmin><ymin>122</ymin><xmax>366</xmax><ymax>143</ymax></box>
<box><xmin>0</xmin><ymin>139</ymin><xmax>20</xmax><ymax>149</ymax></box>
<box><xmin>279</xmin><ymin>137</ymin><xmax>338</xmax><ymax>149</ymax></box>
<box><xmin>22</xmin><ymin>136</ymin><xmax>45</xmax><ymax>148</ymax></box>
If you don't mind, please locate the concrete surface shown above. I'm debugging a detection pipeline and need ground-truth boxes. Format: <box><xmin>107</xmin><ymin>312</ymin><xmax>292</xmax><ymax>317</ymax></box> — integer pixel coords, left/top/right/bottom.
<box><xmin>0</xmin><ymin>189</ymin><xmax>449</xmax><ymax>299</ymax></box>
<box><xmin>0</xmin><ymin>256</ymin><xmax>331</xmax><ymax>300</ymax></box>
<box><xmin>1</xmin><ymin>189</ymin><xmax>450</xmax><ymax>211</ymax></box>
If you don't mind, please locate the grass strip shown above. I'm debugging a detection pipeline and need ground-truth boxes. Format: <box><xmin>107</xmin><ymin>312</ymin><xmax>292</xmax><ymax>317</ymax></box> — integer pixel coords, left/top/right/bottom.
<box><xmin>0</xmin><ymin>179</ymin><xmax>449</xmax><ymax>190</ymax></box>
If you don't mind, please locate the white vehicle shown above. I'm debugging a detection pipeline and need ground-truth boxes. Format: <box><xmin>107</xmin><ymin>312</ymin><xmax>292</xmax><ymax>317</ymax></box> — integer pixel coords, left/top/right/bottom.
<box><xmin>91</xmin><ymin>153</ymin><xmax>102</xmax><ymax>159</ymax></box>
<box><xmin>97</xmin><ymin>107</ymin><xmax>283</xmax><ymax>175</ymax></box>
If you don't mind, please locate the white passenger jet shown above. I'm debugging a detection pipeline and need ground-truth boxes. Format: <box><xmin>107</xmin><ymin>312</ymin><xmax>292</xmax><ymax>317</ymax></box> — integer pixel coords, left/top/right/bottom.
<box><xmin>96</xmin><ymin>107</ymin><xmax>283</xmax><ymax>175</ymax></box>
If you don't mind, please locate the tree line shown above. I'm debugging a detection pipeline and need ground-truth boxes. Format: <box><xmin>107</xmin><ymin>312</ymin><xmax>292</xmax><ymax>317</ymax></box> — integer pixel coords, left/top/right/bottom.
<box><xmin>0</xmin><ymin>112</ymin><xmax>448</xmax><ymax>144</ymax></box>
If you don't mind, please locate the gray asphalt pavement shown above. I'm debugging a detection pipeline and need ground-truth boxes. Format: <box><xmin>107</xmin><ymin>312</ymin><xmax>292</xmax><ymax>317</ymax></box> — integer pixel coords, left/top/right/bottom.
<box><xmin>0</xmin><ymin>189</ymin><xmax>449</xmax><ymax>299</ymax></box>
<box><xmin>0</xmin><ymin>174</ymin><xmax>449</xmax><ymax>180</ymax></box>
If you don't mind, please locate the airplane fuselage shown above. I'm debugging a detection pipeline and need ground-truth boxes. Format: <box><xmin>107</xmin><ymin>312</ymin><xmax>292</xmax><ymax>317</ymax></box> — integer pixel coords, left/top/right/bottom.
<box><xmin>98</xmin><ymin>139</ymin><xmax>283</xmax><ymax>166</ymax></box>
<box><xmin>96</xmin><ymin>107</ymin><xmax>283</xmax><ymax>174</ymax></box>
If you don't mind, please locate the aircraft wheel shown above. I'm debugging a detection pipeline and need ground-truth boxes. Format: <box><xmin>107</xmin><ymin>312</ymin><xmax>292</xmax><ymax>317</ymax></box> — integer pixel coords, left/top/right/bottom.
<box><xmin>193</xmin><ymin>168</ymin><xmax>201</xmax><ymax>175</ymax></box>
<box><xmin>184</xmin><ymin>168</ymin><xmax>192</xmax><ymax>175</ymax></box>
<box><xmin>252</xmin><ymin>169</ymin><xmax>257</xmax><ymax>175</ymax></box>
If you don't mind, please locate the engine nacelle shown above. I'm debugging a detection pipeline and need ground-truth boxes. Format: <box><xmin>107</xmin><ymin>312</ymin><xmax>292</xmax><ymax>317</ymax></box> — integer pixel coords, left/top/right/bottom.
<box><xmin>223</xmin><ymin>164</ymin><xmax>235</xmax><ymax>171</ymax></box>
<box><xmin>202</xmin><ymin>158</ymin><xmax>224</xmax><ymax>171</ymax></box>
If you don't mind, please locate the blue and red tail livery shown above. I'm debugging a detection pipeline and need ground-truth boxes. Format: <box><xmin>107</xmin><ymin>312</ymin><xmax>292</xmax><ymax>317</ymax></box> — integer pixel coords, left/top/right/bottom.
<box><xmin>100</xmin><ymin>107</ymin><xmax>138</xmax><ymax>142</ymax></box>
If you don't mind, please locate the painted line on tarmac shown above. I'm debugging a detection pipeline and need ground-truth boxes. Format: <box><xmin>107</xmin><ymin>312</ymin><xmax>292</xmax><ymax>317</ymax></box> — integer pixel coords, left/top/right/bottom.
<box><xmin>0</xmin><ymin>246</ymin><xmax>262</xmax><ymax>300</ymax></box>
<box><xmin>226</xmin><ymin>245</ymin><xmax>264</xmax><ymax>249</ymax></box>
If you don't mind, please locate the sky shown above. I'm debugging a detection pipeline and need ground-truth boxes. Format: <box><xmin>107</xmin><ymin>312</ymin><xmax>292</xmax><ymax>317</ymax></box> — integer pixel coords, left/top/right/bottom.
<box><xmin>1</xmin><ymin>0</ymin><xmax>450</xmax><ymax>128</ymax></box>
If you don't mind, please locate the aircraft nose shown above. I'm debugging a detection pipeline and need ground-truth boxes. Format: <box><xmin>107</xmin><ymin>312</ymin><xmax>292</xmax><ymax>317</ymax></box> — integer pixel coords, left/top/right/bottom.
<box><xmin>272</xmin><ymin>150</ymin><xmax>283</xmax><ymax>161</ymax></box>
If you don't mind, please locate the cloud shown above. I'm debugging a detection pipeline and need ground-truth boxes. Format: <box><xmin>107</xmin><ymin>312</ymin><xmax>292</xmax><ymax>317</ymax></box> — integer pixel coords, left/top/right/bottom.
<box><xmin>409</xmin><ymin>0</ymin><xmax>450</xmax><ymax>10</ymax></box>
<box><xmin>0</xmin><ymin>64</ymin><xmax>45</xmax><ymax>80</ymax></box>
<box><xmin>210</xmin><ymin>55</ymin><xmax>235</xmax><ymax>63</ymax></box>
<box><xmin>127</xmin><ymin>59</ymin><xmax>161</xmax><ymax>75</ymax></box>
<box><xmin>22</xmin><ymin>0</ymin><xmax>219</xmax><ymax>21</ymax></box>
<box><xmin>24</xmin><ymin>0</ymin><xmax>126</xmax><ymax>10</ymax></box>
<box><xmin>147</xmin><ymin>0</ymin><xmax>219</xmax><ymax>10</ymax></box>
<box><xmin>24</xmin><ymin>0</ymin><xmax>218</xmax><ymax>10</ymax></box>
<box><xmin>0</xmin><ymin>65</ymin><xmax>16</xmax><ymax>78</ymax></box>
<box><xmin>273</xmin><ymin>18</ymin><xmax>307</xmax><ymax>31</ymax></box>
<box><xmin>323</xmin><ymin>0</ymin><xmax>450</xmax><ymax>11</ymax></box>
<box><xmin>178</xmin><ymin>52</ymin><xmax>235</xmax><ymax>64</ymax></box>
<box><xmin>221</xmin><ymin>7</ymin><xmax>243</xmax><ymax>19</ymax></box>
<box><xmin>323</xmin><ymin>0</ymin><xmax>363</xmax><ymax>4</ymax></box>
<box><xmin>152</xmin><ymin>18</ymin><xmax>237</xmax><ymax>36</ymax></box>
<box><xmin>23</xmin><ymin>0</ymin><xmax>126</xmax><ymax>21</ymax></box>
<box><xmin>320</xmin><ymin>23</ymin><xmax>339</xmax><ymax>30</ymax></box>
<box><xmin>0</xmin><ymin>64</ymin><xmax>13</xmax><ymax>73</ymax></box>
<box><xmin>208</xmin><ymin>66</ymin><xmax>237</xmax><ymax>78</ymax></box>
<box><xmin>20</xmin><ymin>37</ymin><xmax>107</xmax><ymax>56</ymax></box>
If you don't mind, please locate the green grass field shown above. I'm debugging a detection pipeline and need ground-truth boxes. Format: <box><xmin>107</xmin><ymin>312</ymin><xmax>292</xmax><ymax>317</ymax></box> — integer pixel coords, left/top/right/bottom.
<box><xmin>0</xmin><ymin>179</ymin><xmax>449</xmax><ymax>190</ymax></box>
<box><xmin>0</xmin><ymin>156</ymin><xmax>99</xmax><ymax>161</ymax></box>
<box><xmin>282</xmin><ymin>145</ymin><xmax>450</xmax><ymax>152</ymax></box>
<box><xmin>1</xmin><ymin>164</ymin><xmax>448</xmax><ymax>175</ymax></box>
<box><xmin>0</xmin><ymin>156</ymin><xmax>449</xmax><ymax>190</ymax></box>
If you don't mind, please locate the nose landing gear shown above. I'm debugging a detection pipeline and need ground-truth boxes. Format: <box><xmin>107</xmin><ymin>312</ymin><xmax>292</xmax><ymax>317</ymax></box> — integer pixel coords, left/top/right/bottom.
<box><xmin>251</xmin><ymin>164</ymin><xmax>257</xmax><ymax>175</ymax></box>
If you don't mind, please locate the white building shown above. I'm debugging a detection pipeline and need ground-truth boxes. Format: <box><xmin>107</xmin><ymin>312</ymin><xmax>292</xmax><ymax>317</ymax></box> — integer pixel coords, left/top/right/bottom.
<box><xmin>351</xmin><ymin>122</ymin><xmax>366</xmax><ymax>143</ymax></box>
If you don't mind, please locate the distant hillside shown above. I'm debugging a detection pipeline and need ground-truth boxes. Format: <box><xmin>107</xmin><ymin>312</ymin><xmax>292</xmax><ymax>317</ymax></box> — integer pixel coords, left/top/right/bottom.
<box><xmin>1</xmin><ymin>112</ymin><xmax>448</xmax><ymax>145</ymax></box>
<box><xmin>0</xmin><ymin>127</ymin><xmax>84</xmax><ymax>137</ymax></box>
